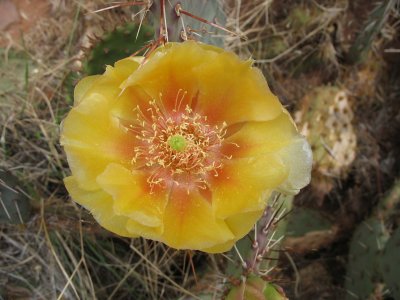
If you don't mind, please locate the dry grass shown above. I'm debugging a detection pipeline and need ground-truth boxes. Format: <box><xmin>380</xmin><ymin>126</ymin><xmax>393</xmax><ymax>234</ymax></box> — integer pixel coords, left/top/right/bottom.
<box><xmin>1</xmin><ymin>0</ymin><xmax>400</xmax><ymax>299</ymax></box>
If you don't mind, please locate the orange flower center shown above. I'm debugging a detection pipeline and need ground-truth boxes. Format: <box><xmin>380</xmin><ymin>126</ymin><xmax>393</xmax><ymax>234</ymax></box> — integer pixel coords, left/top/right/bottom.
<box><xmin>129</xmin><ymin>96</ymin><xmax>227</xmax><ymax>192</ymax></box>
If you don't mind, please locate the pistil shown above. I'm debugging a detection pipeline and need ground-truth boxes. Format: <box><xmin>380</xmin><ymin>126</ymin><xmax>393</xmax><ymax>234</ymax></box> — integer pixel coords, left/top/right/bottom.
<box><xmin>167</xmin><ymin>135</ymin><xmax>187</xmax><ymax>152</ymax></box>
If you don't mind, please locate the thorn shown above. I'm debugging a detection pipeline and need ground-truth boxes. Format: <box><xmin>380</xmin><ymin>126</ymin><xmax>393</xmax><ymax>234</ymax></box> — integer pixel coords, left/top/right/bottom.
<box><xmin>254</xmin><ymin>222</ymin><xmax>257</xmax><ymax>243</ymax></box>
<box><xmin>0</xmin><ymin>193</ymin><xmax>11</xmax><ymax>220</ymax></box>
<box><xmin>265</xmin><ymin>231</ymin><xmax>277</xmax><ymax>250</ymax></box>
<box><xmin>268</xmin><ymin>199</ymin><xmax>286</xmax><ymax>227</ymax></box>
<box><xmin>234</xmin><ymin>244</ymin><xmax>247</xmax><ymax>269</ymax></box>
<box><xmin>91</xmin><ymin>1</ymin><xmax>149</xmax><ymax>14</ymax></box>
<box><xmin>274</xmin><ymin>208</ymin><xmax>293</xmax><ymax>225</ymax></box>
<box><xmin>358</xmin><ymin>241</ymin><xmax>368</xmax><ymax>249</ymax></box>
<box><xmin>268</xmin><ymin>235</ymin><xmax>284</xmax><ymax>251</ymax></box>
<box><xmin>130</xmin><ymin>41</ymin><xmax>156</xmax><ymax>57</ymax></box>
<box><xmin>271</xmin><ymin>193</ymin><xmax>281</xmax><ymax>207</ymax></box>
<box><xmin>258</xmin><ymin>266</ymin><xmax>275</xmax><ymax>276</ymax></box>
<box><xmin>14</xmin><ymin>200</ymin><xmax>23</xmax><ymax>223</ymax></box>
<box><xmin>187</xmin><ymin>251</ymin><xmax>198</xmax><ymax>285</ymax></box>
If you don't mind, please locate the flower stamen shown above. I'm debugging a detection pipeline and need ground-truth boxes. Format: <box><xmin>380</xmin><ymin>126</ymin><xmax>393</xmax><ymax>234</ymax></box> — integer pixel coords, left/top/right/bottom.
<box><xmin>129</xmin><ymin>93</ymin><xmax>228</xmax><ymax>192</ymax></box>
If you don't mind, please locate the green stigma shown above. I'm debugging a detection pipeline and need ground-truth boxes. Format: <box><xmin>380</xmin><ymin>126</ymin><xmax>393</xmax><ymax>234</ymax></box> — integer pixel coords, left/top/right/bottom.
<box><xmin>167</xmin><ymin>135</ymin><xmax>187</xmax><ymax>152</ymax></box>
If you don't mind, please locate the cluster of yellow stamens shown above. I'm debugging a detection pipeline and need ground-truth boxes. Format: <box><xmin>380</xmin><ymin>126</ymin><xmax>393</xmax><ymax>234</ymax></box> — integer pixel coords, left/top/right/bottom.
<box><xmin>128</xmin><ymin>93</ymin><xmax>227</xmax><ymax>191</ymax></box>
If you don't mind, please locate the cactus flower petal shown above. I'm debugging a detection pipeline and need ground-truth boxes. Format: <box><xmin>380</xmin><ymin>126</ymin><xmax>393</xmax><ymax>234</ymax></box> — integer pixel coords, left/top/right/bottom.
<box><xmin>61</xmin><ymin>41</ymin><xmax>312</xmax><ymax>252</ymax></box>
<box><xmin>64</xmin><ymin>176</ymin><xmax>132</xmax><ymax>237</ymax></box>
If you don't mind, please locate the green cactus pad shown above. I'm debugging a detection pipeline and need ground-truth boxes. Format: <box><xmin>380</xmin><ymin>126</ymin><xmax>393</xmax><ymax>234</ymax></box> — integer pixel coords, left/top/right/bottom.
<box><xmin>84</xmin><ymin>23</ymin><xmax>154</xmax><ymax>75</ymax></box>
<box><xmin>149</xmin><ymin>0</ymin><xmax>226</xmax><ymax>46</ymax></box>
<box><xmin>380</xmin><ymin>226</ymin><xmax>400</xmax><ymax>299</ymax></box>
<box><xmin>295</xmin><ymin>86</ymin><xmax>357</xmax><ymax>197</ymax></box>
<box><xmin>226</xmin><ymin>275</ymin><xmax>287</xmax><ymax>300</ymax></box>
<box><xmin>345</xmin><ymin>218</ymin><xmax>389</xmax><ymax>300</ymax></box>
<box><xmin>285</xmin><ymin>207</ymin><xmax>332</xmax><ymax>237</ymax></box>
<box><xmin>263</xmin><ymin>283</ymin><xmax>287</xmax><ymax>300</ymax></box>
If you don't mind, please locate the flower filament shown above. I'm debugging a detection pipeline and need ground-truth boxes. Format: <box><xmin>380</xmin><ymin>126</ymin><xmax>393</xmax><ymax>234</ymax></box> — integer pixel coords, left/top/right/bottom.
<box><xmin>129</xmin><ymin>95</ymin><xmax>227</xmax><ymax>192</ymax></box>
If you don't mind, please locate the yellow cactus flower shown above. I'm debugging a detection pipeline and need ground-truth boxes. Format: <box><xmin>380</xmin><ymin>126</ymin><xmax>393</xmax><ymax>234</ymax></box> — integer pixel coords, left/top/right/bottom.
<box><xmin>61</xmin><ymin>41</ymin><xmax>312</xmax><ymax>253</ymax></box>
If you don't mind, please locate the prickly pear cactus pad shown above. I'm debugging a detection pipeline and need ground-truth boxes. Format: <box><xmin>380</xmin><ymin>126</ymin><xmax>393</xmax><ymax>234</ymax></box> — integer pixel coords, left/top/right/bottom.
<box><xmin>344</xmin><ymin>218</ymin><xmax>389</xmax><ymax>300</ymax></box>
<box><xmin>295</xmin><ymin>86</ymin><xmax>357</xmax><ymax>197</ymax></box>
<box><xmin>285</xmin><ymin>207</ymin><xmax>332</xmax><ymax>237</ymax></box>
<box><xmin>380</xmin><ymin>226</ymin><xmax>400</xmax><ymax>299</ymax></box>
<box><xmin>283</xmin><ymin>206</ymin><xmax>338</xmax><ymax>254</ymax></box>
<box><xmin>149</xmin><ymin>0</ymin><xmax>226</xmax><ymax>45</ymax></box>
<box><xmin>226</xmin><ymin>275</ymin><xmax>287</xmax><ymax>300</ymax></box>
<box><xmin>83</xmin><ymin>23</ymin><xmax>154</xmax><ymax>75</ymax></box>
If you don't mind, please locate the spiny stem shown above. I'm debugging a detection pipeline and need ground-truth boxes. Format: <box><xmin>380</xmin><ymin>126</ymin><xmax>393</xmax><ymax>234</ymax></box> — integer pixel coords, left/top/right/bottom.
<box><xmin>244</xmin><ymin>194</ymin><xmax>286</xmax><ymax>275</ymax></box>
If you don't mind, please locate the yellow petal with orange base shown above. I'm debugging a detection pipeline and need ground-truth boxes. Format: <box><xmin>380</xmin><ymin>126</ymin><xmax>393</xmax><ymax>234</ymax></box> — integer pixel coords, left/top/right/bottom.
<box><xmin>96</xmin><ymin>163</ymin><xmax>167</xmax><ymax>228</ymax></box>
<box><xmin>107</xmin><ymin>57</ymin><xmax>142</xmax><ymax>83</ymax></box>
<box><xmin>193</xmin><ymin>47</ymin><xmax>282</xmax><ymax>125</ymax></box>
<box><xmin>73</xmin><ymin>57</ymin><xmax>140</xmax><ymax>106</ymax></box>
<box><xmin>61</xmin><ymin>59</ymin><xmax>143</xmax><ymax>190</ymax></box>
<box><xmin>161</xmin><ymin>185</ymin><xmax>235</xmax><ymax>250</ymax></box>
<box><xmin>61</xmin><ymin>92</ymin><xmax>135</xmax><ymax>190</ymax></box>
<box><xmin>74</xmin><ymin>75</ymin><xmax>101</xmax><ymax>105</ymax></box>
<box><xmin>121</xmin><ymin>42</ymin><xmax>204</xmax><ymax>112</ymax></box>
<box><xmin>222</xmin><ymin>111</ymin><xmax>298</xmax><ymax>158</ymax></box>
<box><xmin>222</xmin><ymin>110</ymin><xmax>312</xmax><ymax>195</ymax></box>
<box><xmin>64</xmin><ymin>176</ymin><xmax>132</xmax><ymax>237</ymax></box>
<box><xmin>201</xmin><ymin>210</ymin><xmax>265</xmax><ymax>253</ymax></box>
<box><xmin>125</xmin><ymin>218</ymin><xmax>163</xmax><ymax>240</ymax></box>
<box><xmin>122</xmin><ymin>42</ymin><xmax>282</xmax><ymax>125</ymax></box>
<box><xmin>211</xmin><ymin>154</ymin><xmax>288</xmax><ymax>219</ymax></box>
